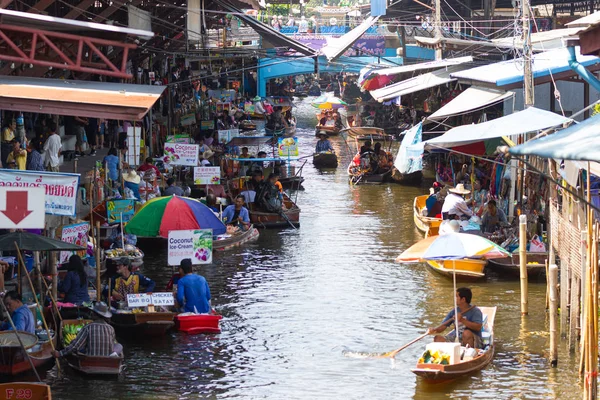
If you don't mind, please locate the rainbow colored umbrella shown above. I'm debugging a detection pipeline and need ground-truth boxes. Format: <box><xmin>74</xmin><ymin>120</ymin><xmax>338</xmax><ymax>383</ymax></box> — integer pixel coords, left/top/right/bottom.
<box><xmin>311</xmin><ymin>95</ymin><xmax>347</xmax><ymax>109</ymax></box>
<box><xmin>124</xmin><ymin>196</ymin><xmax>226</xmax><ymax>238</ymax></box>
<box><xmin>360</xmin><ymin>74</ymin><xmax>392</xmax><ymax>91</ymax></box>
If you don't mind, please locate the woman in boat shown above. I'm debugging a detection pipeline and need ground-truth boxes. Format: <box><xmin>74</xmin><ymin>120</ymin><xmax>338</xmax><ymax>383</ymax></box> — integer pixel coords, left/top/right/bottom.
<box><xmin>315</xmin><ymin>132</ymin><xmax>334</xmax><ymax>153</ymax></box>
<box><xmin>58</xmin><ymin>255</ymin><xmax>90</xmax><ymax>305</ymax></box>
<box><xmin>333</xmin><ymin>113</ymin><xmax>343</xmax><ymax>130</ymax></box>
<box><xmin>481</xmin><ymin>200</ymin><xmax>508</xmax><ymax>233</ymax></box>
<box><xmin>468</xmin><ymin>179</ymin><xmax>488</xmax><ymax>217</ymax></box>
<box><xmin>427</xmin><ymin>287</ymin><xmax>484</xmax><ymax>349</ymax></box>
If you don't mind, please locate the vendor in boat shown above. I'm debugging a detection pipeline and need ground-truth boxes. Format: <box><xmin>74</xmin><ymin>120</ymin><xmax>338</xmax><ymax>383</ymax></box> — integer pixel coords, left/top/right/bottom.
<box><xmin>427</xmin><ymin>287</ymin><xmax>484</xmax><ymax>349</ymax></box>
<box><xmin>111</xmin><ymin>257</ymin><xmax>156</xmax><ymax>304</ymax></box>
<box><xmin>0</xmin><ymin>291</ymin><xmax>35</xmax><ymax>333</ymax></box>
<box><xmin>256</xmin><ymin>172</ymin><xmax>284</xmax><ymax>212</ymax></box>
<box><xmin>315</xmin><ymin>132</ymin><xmax>334</xmax><ymax>153</ymax></box>
<box><xmin>481</xmin><ymin>200</ymin><xmax>508</xmax><ymax>234</ymax></box>
<box><xmin>57</xmin><ymin>255</ymin><xmax>90</xmax><ymax>305</ymax></box>
<box><xmin>373</xmin><ymin>142</ymin><xmax>392</xmax><ymax>171</ymax></box>
<box><xmin>266</xmin><ymin>107</ymin><xmax>289</xmax><ymax>131</ymax></box>
<box><xmin>441</xmin><ymin>184</ymin><xmax>473</xmax><ymax>220</ymax></box>
<box><xmin>222</xmin><ymin>195</ymin><xmax>251</xmax><ymax>230</ymax></box>
<box><xmin>253</xmin><ymin>96</ymin><xmax>266</xmax><ymax>115</ymax></box>
<box><xmin>425</xmin><ymin>182</ymin><xmax>443</xmax><ymax>218</ymax></box>
<box><xmin>333</xmin><ymin>113</ymin><xmax>343</xmax><ymax>130</ymax></box>
<box><xmin>285</xmin><ymin>110</ymin><xmax>296</xmax><ymax>128</ymax></box>
<box><xmin>164</xmin><ymin>177</ymin><xmax>185</xmax><ymax>196</ymax></box>
<box><xmin>249</xmin><ymin>151</ymin><xmax>268</xmax><ymax>175</ymax></box>
<box><xmin>176</xmin><ymin>259</ymin><xmax>212</xmax><ymax>314</ymax></box>
<box><xmin>468</xmin><ymin>179</ymin><xmax>488</xmax><ymax>217</ymax></box>
<box><xmin>52</xmin><ymin>303</ymin><xmax>122</xmax><ymax>359</ymax></box>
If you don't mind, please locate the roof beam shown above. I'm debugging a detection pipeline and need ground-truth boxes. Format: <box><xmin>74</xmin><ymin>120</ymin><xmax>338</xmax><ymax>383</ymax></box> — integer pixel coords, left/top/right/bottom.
<box><xmin>92</xmin><ymin>0</ymin><xmax>143</xmax><ymax>23</ymax></box>
<box><xmin>27</xmin><ymin>0</ymin><xmax>56</xmax><ymax>14</ymax></box>
<box><xmin>0</xmin><ymin>0</ymin><xmax>13</xmax><ymax>8</ymax></box>
<box><xmin>63</xmin><ymin>0</ymin><xmax>96</xmax><ymax>20</ymax></box>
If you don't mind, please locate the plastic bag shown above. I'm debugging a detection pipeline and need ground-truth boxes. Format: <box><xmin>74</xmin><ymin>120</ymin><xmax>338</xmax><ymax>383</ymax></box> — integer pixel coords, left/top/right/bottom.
<box><xmin>529</xmin><ymin>234</ymin><xmax>546</xmax><ymax>253</ymax></box>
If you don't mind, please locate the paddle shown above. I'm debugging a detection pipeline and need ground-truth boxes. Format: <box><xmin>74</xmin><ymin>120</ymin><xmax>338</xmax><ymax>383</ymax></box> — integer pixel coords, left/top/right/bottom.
<box><xmin>343</xmin><ymin>331</ymin><xmax>429</xmax><ymax>359</ymax></box>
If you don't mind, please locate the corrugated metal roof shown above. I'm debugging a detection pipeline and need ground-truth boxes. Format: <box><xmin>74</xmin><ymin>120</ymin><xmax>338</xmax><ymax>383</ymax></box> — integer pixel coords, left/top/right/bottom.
<box><xmin>450</xmin><ymin>46</ymin><xmax>600</xmax><ymax>87</ymax></box>
<box><xmin>362</xmin><ymin>56</ymin><xmax>472</xmax><ymax>79</ymax></box>
<box><xmin>510</xmin><ymin>113</ymin><xmax>600</xmax><ymax>162</ymax></box>
<box><xmin>320</xmin><ymin>16</ymin><xmax>379</xmax><ymax>61</ymax></box>
<box><xmin>0</xmin><ymin>76</ymin><xmax>164</xmax><ymax>120</ymax></box>
<box><xmin>425</xmin><ymin>107</ymin><xmax>571</xmax><ymax>150</ymax></box>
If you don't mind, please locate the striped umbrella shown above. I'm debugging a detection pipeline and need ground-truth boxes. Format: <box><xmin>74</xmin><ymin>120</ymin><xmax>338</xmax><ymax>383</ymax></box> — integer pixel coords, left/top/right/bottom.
<box><xmin>311</xmin><ymin>95</ymin><xmax>347</xmax><ymax>109</ymax></box>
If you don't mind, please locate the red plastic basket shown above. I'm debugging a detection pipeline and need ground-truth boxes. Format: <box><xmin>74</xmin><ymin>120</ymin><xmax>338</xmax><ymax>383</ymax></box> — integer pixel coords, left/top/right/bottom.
<box><xmin>175</xmin><ymin>314</ymin><xmax>222</xmax><ymax>334</ymax></box>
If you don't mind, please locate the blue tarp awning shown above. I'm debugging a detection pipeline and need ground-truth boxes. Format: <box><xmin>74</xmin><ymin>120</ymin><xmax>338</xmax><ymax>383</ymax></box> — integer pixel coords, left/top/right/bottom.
<box><xmin>510</xmin><ymin>113</ymin><xmax>600</xmax><ymax>161</ymax></box>
<box><xmin>425</xmin><ymin>107</ymin><xmax>571</xmax><ymax>150</ymax></box>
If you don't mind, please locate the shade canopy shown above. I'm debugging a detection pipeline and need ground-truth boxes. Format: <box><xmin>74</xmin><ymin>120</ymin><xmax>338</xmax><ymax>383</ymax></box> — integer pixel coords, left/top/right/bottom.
<box><xmin>125</xmin><ymin>195</ymin><xmax>226</xmax><ymax>238</ymax></box>
<box><xmin>320</xmin><ymin>16</ymin><xmax>380</xmax><ymax>61</ymax></box>
<box><xmin>0</xmin><ymin>76</ymin><xmax>165</xmax><ymax>121</ymax></box>
<box><xmin>369</xmin><ymin>65</ymin><xmax>466</xmax><ymax>102</ymax></box>
<box><xmin>0</xmin><ymin>231</ymin><xmax>86</xmax><ymax>252</ymax></box>
<box><xmin>510</xmin><ymin>113</ymin><xmax>600</xmax><ymax>162</ymax></box>
<box><xmin>425</xmin><ymin>107</ymin><xmax>571</xmax><ymax>150</ymax></box>
<box><xmin>427</xmin><ymin>87</ymin><xmax>514</xmax><ymax>121</ymax></box>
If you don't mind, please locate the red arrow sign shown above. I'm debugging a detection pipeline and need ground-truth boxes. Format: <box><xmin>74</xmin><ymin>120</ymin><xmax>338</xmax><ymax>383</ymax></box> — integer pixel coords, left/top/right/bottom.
<box><xmin>2</xmin><ymin>191</ymin><xmax>32</xmax><ymax>225</ymax></box>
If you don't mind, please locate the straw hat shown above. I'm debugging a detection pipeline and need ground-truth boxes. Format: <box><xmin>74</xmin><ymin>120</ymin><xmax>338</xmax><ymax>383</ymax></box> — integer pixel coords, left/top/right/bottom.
<box><xmin>449</xmin><ymin>183</ymin><xmax>470</xmax><ymax>195</ymax></box>
<box><xmin>203</xmin><ymin>150</ymin><xmax>215</xmax><ymax>159</ymax></box>
<box><xmin>122</xmin><ymin>170</ymin><xmax>141</xmax><ymax>184</ymax></box>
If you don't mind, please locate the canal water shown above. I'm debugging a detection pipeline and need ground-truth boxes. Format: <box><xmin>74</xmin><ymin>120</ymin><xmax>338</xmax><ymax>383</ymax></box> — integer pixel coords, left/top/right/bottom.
<box><xmin>47</xmin><ymin>98</ymin><xmax>582</xmax><ymax>399</ymax></box>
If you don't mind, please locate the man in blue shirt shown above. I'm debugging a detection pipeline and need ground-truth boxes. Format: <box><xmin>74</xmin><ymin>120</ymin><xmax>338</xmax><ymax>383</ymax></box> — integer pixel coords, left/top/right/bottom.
<box><xmin>1</xmin><ymin>291</ymin><xmax>35</xmax><ymax>333</ymax></box>
<box><xmin>222</xmin><ymin>195</ymin><xmax>250</xmax><ymax>230</ymax></box>
<box><xmin>176</xmin><ymin>259</ymin><xmax>211</xmax><ymax>314</ymax></box>
<box><xmin>427</xmin><ymin>287</ymin><xmax>483</xmax><ymax>348</ymax></box>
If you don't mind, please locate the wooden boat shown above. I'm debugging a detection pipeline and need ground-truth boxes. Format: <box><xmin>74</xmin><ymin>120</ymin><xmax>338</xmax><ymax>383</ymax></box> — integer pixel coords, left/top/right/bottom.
<box><xmin>314</xmin><ymin>125</ymin><xmax>341</xmax><ymax>136</ymax></box>
<box><xmin>0</xmin><ymin>331</ymin><xmax>56</xmax><ymax>376</ymax></box>
<box><xmin>264</xmin><ymin>126</ymin><xmax>285</xmax><ymax>137</ymax></box>
<box><xmin>413</xmin><ymin>195</ymin><xmax>442</xmax><ymax>237</ymax></box>
<box><xmin>110</xmin><ymin>312</ymin><xmax>175</xmax><ymax>337</ymax></box>
<box><xmin>390</xmin><ymin>168</ymin><xmax>423</xmax><ymax>185</ymax></box>
<box><xmin>425</xmin><ymin>259</ymin><xmax>487</xmax><ymax>280</ymax></box>
<box><xmin>175</xmin><ymin>314</ymin><xmax>223</xmax><ymax>334</ymax></box>
<box><xmin>347</xmin><ymin>154</ymin><xmax>391</xmax><ymax>185</ymax></box>
<box><xmin>0</xmin><ymin>383</ymin><xmax>52</xmax><ymax>399</ymax></box>
<box><xmin>313</xmin><ymin>152</ymin><xmax>338</xmax><ymax>169</ymax></box>
<box><xmin>239</xmin><ymin>121</ymin><xmax>257</xmax><ymax>131</ymax></box>
<box><xmin>341</xmin><ymin>126</ymin><xmax>388</xmax><ymax>140</ymax></box>
<box><xmin>60</xmin><ymin>319</ymin><xmax>123</xmax><ymax>376</ymax></box>
<box><xmin>412</xmin><ymin>306</ymin><xmax>496</xmax><ymax>381</ymax></box>
<box><xmin>248</xmin><ymin>193</ymin><xmax>301</xmax><ymax>229</ymax></box>
<box><xmin>487</xmin><ymin>252</ymin><xmax>548</xmax><ymax>278</ymax></box>
<box><xmin>214</xmin><ymin>226</ymin><xmax>260</xmax><ymax>251</ymax></box>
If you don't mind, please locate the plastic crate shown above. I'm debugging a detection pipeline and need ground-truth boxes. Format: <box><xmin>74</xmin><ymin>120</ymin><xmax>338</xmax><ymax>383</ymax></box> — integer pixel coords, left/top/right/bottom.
<box><xmin>175</xmin><ymin>314</ymin><xmax>222</xmax><ymax>334</ymax></box>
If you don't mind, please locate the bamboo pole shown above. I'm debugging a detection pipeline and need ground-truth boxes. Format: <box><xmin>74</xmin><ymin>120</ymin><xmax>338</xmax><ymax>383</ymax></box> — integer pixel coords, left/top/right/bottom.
<box><xmin>519</xmin><ymin>214</ymin><xmax>528</xmax><ymax>315</ymax></box>
<box><xmin>96</xmin><ymin>221</ymin><xmax>102</xmax><ymax>302</ymax></box>
<box><xmin>14</xmin><ymin>243</ymin><xmax>61</xmax><ymax>376</ymax></box>
<box><xmin>549</xmin><ymin>263</ymin><xmax>558</xmax><ymax>367</ymax></box>
<box><xmin>40</xmin><ymin>272</ymin><xmax>62</xmax><ymax>323</ymax></box>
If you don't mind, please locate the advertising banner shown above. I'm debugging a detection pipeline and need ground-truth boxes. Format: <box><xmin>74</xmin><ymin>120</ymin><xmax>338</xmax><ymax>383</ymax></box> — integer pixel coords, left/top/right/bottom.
<box><xmin>278</xmin><ymin>137</ymin><xmax>299</xmax><ymax>157</ymax></box>
<box><xmin>60</xmin><ymin>222</ymin><xmax>90</xmax><ymax>264</ymax></box>
<box><xmin>163</xmin><ymin>143</ymin><xmax>199</xmax><ymax>166</ymax></box>
<box><xmin>193</xmin><ymin>167</ymin><xmax>221</xmax><ymax>185</ymax></box>
<box><xmin>168</xmin><ymin>229</ymin><xmax>213</xmax><ymax>266</ymax></box>
<box><xmin>217</xmin><ymin>128</ymin><xmax>240</xmax><ymax>145</ymax></box>
<box><xmin>106</xmin><ymin>199</ymin><xmax>135</xmax><ymax>224</ymax></box>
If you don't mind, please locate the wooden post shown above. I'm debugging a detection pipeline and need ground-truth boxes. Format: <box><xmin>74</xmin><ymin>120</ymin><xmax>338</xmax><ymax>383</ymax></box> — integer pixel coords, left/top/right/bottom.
<box><xmin>49</xmin><ymin>229</ymin><xmax>57</xmax><ymax>302</ymax></box>
<box><xmin>34</xmin><ymin>252</ymin><xmax>42</xmax><ymax>306</ymax></box>
<box><xmin>569</xmin><ymin>276</ymin><xmax>581</xmax><ymax>352</ymax></box>
<box><xmin>519</xmin><ymin>214</ymin><xmax>528</xmax><ymax>315</ymax></box>
<box><xmin>74</xmin><ymin>159</ymin><xmax>78</xmax><ymax>174</ymax></box>
<box><xmin>96</xmin><ymin>221</ymin><xmax>102</xmax><ymax>302</ymax></box>
<box><xmin>549</xmin><ymin>263</ymin><xmax>559</xmax><ymax>367</ymax></box>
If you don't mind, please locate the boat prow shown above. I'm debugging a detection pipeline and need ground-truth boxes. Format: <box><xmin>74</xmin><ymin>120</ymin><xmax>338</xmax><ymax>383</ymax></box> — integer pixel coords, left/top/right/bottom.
<box><xmin>412</xmin><ymin>306</ymin><xmax>496</xmax><ymax>382</ymax></box>
<box><xmin>413</xmin><ymin>195</ymin><xmax>442</xmax><ymax>237</ymax></box>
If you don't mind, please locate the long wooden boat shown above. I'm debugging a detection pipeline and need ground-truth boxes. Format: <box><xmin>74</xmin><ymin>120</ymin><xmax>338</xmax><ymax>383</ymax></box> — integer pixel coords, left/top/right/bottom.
<box><xmin>175</xmin><ymin>314</ymin><xmax>223</xmax><ymax>334</ymax></box>
<box><xmin>425</xmin><ymin>259</ymin><xmax>487</xmax><ymax>280</ymax></box>
<box><xmin>60</xmin><ymin>319</ymin><xmax>123</xmax><ymax>376</ymax></box>
<box><xmin>414</xmin><ymin>195</ymin><xmax>442</xmax><ymax>237</ymax></box>
<box><xmin>248</xmin><ymin>194</ymin><xmax>300</xmax><ymax>229</ymax></box>
<box><xmin>314</xmin><ymin>125</ymin><xmax>341</xmax><ymax>136</ymax></box>
<box><xmin>239</xmin><ymin>121</ymin><xmax>257</xmax><ymax>131</ymax></box>
<box><xmin>487</xmin><ymin>252</ymin><xmax>548</xmax><ymax>278</ymax></box>
<box><xmin>0</xmin><ymin>383</ymin><xmax>52</xmax><ymax>400</ymax></box>
<box><xmin>110</xmin><ymin>312</ymin><xmax>175</xmax><ymax>337</ymax></box>
<box><xmin>0</xmin><ymin>331</ymin><xmax>56</xmax><ymax>376</ymax></box>
<box><xmin>341</xmin><ymin>126</ymin><xmax>388</xmax><ymax>140</ymax></box>
<box><xmin>412</xmin><ymin>306</ymin><xmax>496</xmax><ymax>382</ymax></box>
<box><xmin>390</xmin><ymin>167</ymin><xmax>423</xmax><ymax>185</ymax></box>
<box><xmin>313</xmin><ymin>152</ymin><xmax>338</xmax><ymax>169</ymax></box>
<box><xmin>214</xmin><ymin>226</ymin><xmax>260</xmax><ymax>251</ymax></box>
<box><xmin>347</xmin><ymin>157</ymin><xmax>391</xmax><ymax>185</ymax></box>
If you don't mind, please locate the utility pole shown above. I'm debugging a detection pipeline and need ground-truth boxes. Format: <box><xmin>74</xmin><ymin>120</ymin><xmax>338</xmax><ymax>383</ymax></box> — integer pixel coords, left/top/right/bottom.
<box><xmin>522</xmin><ymin>0</ymin><xmax>534</xmax><ymax>107</ymax></box>
<box><xmin>434</xmin><ymin>0</ymin><xmax>442</xmax><ymax>60</ymax></box>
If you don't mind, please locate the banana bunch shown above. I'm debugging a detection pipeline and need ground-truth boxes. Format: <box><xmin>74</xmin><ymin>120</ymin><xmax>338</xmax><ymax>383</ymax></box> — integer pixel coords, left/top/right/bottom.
<box><xmin>418</xmin><ymin>350</ymin><xmax>451</xmax><ymax>365</ymax></box>
<box><xmin>62</xmin><ymin>322</ymin><xmax>90</xmax><ymax>346</ymax></box>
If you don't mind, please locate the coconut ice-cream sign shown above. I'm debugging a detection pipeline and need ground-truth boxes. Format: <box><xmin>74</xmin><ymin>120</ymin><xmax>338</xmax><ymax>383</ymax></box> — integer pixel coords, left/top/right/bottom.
<box><xmin>163</xmin><ymin>143</ymin><xmax>199</xmax><ymax>166</ymax></box>
<box><xmin>167</xmin><ymin>229</ymin><xmax>213</xmax><ymax>265</ymax></box>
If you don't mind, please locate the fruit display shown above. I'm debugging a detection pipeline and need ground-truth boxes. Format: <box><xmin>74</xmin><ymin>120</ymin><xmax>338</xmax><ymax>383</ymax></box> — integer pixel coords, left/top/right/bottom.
<box><xmin>62</xmin><ymin>321</ymin><xmax>91</xmax><ymax>347</ymax></box>
<box><xmin>106</xmin><ymin>244</ymin><xmax>144</xmax><ymax>259</ymax></box>
<box><xmin>418</xmin><ymin>349</ymin><xmax>451</xmax><ymax>365</ymax></box>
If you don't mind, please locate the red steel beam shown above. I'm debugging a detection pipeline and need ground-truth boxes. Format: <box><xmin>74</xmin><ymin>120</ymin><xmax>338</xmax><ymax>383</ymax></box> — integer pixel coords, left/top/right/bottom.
<box><xmin>0</xmin><ymin>23</ymin><xmax>136</xmax><ymax>78</ymax></box>
<box><xmin>27</xmin><ymin>0</ymin><xmax>56</xmax><ymax>14</ymax></box>
<box><xmin>0</xmin><ymin>0</ymin><xmax>13</xmax><ymax>8</ymax></box>
<box><xmin>64</xmin><ymin>0</ymin><xmax>96</xmax><ymax>20</ymax></box>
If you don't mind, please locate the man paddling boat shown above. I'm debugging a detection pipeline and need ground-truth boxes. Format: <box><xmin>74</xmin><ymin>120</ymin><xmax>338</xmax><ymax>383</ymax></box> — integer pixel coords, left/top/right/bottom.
<box><xmin>427</xmin><ymin>287</ymin><xmax>483</xmax><ymax>349</ymax></box>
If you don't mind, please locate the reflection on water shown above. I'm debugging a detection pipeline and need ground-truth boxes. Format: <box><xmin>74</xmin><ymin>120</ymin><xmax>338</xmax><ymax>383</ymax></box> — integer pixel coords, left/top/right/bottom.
<box><xmin>47</xmin><ymin>97</ymin><xmax>582</xmax><ymax>399</ymax></box>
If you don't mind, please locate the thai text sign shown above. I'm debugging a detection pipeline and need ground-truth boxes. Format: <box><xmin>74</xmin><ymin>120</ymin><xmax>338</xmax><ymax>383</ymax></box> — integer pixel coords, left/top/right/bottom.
<box><xmin>217</xmin><ymin>129</ymin><xmax>240</xmax><ymax>144</ymax></box>
<box><xmin>166</xmin><ymin>135</ymin><xmax>193</xmax><ymax>144</ymax></box>
<box><xmin>193</xmin><ymin>167</ymin><xmax>221</xmax><ymax>185</ymax></box>
<box><xmin>168</xmin><ymin>229</ymin><xmax>213</xmax><ymax>266</ymax></box>
<box><xmin>107</xmin><ymin>199</ymin><xmax>135</xmax><ymax>224</ymax></box>
<box><xmin>163</xmin><ymin>143</ymin><xmax>199</xmax><ymax>166</ymax></box>
<box><xmin>278</xmin><ymin>137</ymin><xmax>299</xmax><ymax>157</ymax></box>
<box><xmin>60</xmin><ymin>222</ymin><xmax>89</xmax><ymax>264</ymax></box>
<box><xmin>0</xmin><ymin>169</ymin><xmax>80</xmax><ymax>217</ymax></box>
<box><xmin>127</xmin><ymin>293</ymin><xmax>151</xmax><ymax>308</ymax></box>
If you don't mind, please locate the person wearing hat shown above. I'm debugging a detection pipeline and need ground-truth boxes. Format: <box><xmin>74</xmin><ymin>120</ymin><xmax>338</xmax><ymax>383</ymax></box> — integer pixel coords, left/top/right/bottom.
<box><xmin>253</xmin><ymin>96</ymin><xmax>266</xmax><ymax>115</ymax></box>
<box><xmin>201</xmin><ymin>150</ymin><xmax>214</xmax><ymax>166</ymax></box>
<box><xmin>52</xmin><ymin>303</ymin><xmax>123</xmax><ymax>359</ymax></box>
<box><xmin>122</xmin><ymin>169</ymin><xmax>141</xmax><ymax>201</ymax></box>
<box><xmin>176</xmin><ymin>258</ymin><xmax>212</xmax><ymax>314</ymax></box>
<box><xmin>111</xmin><ymin>257</ymin><xmax>156</xmax><ymax>305</ymax></box>
<box><xmin>441</xmin><ymin>183</ymin><xmax>473</xmax><ymax>220</ymax></box>
<box><xmin>315</xmin><ymin>131</ymin><xmax>334</xmax><ymax>153</ymax></box>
